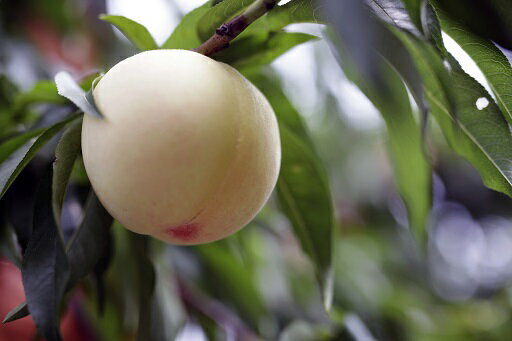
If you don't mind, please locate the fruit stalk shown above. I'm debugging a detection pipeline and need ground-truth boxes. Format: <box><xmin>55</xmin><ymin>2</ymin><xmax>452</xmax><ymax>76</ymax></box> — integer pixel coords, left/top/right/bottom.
<box><xmin>193</xmin><ymin>0</ymin><xmax>279</xmax><ymax>56</ymax></box>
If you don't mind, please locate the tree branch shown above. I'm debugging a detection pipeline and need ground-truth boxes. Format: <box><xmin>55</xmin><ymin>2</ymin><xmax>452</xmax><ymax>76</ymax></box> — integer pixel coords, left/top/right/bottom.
<box><xmin>193</xmin><ymin>0</ymin><xmax>279</xmax><ymax>56</ymax></box>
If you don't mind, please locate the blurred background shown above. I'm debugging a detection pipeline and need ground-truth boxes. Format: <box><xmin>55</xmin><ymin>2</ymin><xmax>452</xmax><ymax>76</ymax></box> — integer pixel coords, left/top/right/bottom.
<box><xmin>2</xmin><ymin>0</ymin><xmax>512</xmax><ymax>340</ymax></box>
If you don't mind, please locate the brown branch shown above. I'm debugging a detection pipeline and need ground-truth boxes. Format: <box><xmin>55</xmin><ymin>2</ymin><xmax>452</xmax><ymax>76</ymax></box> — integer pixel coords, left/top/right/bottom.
<box><xmin>193</xmin><ymin>0</ymin><xmax>279</xmax><ymax>56</ymax></box>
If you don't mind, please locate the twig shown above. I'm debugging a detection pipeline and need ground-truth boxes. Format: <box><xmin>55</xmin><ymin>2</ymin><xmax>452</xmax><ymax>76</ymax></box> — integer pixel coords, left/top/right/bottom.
<box><xmin>193</xmin><ymin>0</ymin><xmax>279</xmax><ymax>56</ymax></box>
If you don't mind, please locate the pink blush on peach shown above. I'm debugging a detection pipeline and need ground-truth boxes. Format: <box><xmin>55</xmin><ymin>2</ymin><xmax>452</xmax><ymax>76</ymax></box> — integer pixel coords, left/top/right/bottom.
<box><xmin>165</xmin><ymin>223</ymin><xmax>199</xmax><ymax>241</ymax></box>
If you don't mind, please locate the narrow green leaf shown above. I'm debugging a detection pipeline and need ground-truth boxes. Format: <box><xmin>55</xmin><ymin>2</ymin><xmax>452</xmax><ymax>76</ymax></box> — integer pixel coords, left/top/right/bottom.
<box><xmin>100</xmin><ymin>15</ymin><xmax>158</xmax><ymax>51</ymax></box>
<box><xmin>368</xmin><ymin>0</ymin><xmax>421</xmax><ymax>37</ymax></box>
<box><xmin>2</xmin><ymin>302</ymin><xmax>29</xmax><ymax>323</ymax></box>
<box><xmin>250</xmin><ymin>74</ymin><xmax>334</xmax><ymax>309</ymax></box>
<box><xmin>52</xmin><ymin>118</ymin><xmax>82</xmax><ymax>227</ymax></box>
<box><xmin>396</xmin><ymin>30</ymin><xmax>512</xmax><ymax>197</ymax></box>
<box><xmin>161</xmin><ymin>3</ymin><xmax>211</xmax><ymax>49</ymax></box>
<box><xmin>3</xmin><ymin>190</ymin><xmax>113</xmax><ymax>324</ymax></box>
<box><xmin>12</xmin><ymin>81</ymin><xmax>66</xmax><ymax>112</ymax></box>
<box><xmin>434</xmin><ymin>3</ymin><xmax>512</xmax><ymax>125</ymax></box>
<box><xmin>197</xmin><ymin>0</ymin><xmax>256</xmax><ymax>41</ymax></box>
<box><xmin>55</xmin><ymin>72</ymin><xmax>102</xmax><ymax>118</ymax></box>
<box><xmin>66</xmin><ymin>191</ymin><xmax>114</xmax><ymax>287</ymax></box>
<box><xmin>196</xmin><ymin>243</ymin><xmax>266</xmax><ymax>327</ymax></box>
<box><xmin>217</xmin><ymin>32</ymin><xmax>317</xmax><ymax>71</ymax></box>
<box><xmin>129</xmin><ymin>234</ymin><xmax>156</xmax><ymax>341</ymax></box>
<box><xmin>0</xmin><ymin>113</ymin><xmax>80</xmax><ymax>200</ymax></box>
<box><xmin>244</xmin><ymin>0</ymin><xmax>323</xmax><ymax>36</ymax></box>
<box><xmin>22</xmin><ymin>166</ymin><xmax>69</xmax><ymax>341</ymax></box>
<box><xmin>434</xmin><ymin>0</ymin><xmax>512</xmax><ymax>49</ymax></box>
<box><xmin>277</xmin><ymin>126</ymin><xmax>334</xmax><ymax>309</ymax></box>
<box><xmin>402</xmin><ymin>0</ymin><xmax>427</xmax><ymax>34</ymax></box>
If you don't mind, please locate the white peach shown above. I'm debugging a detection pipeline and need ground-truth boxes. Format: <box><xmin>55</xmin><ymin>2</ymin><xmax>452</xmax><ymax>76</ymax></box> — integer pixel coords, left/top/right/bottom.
<box><xmin>81</xmin><ymin>49</ymin><xmax>281</xmax><ymax>245</ymax></box>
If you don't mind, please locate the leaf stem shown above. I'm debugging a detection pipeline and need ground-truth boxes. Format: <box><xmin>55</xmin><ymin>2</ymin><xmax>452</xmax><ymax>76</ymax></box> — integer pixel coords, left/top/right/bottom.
<box><xmin>193</xmin><ymin>0</ymin><xmax>279</xmax><ymax>56</ymax></box>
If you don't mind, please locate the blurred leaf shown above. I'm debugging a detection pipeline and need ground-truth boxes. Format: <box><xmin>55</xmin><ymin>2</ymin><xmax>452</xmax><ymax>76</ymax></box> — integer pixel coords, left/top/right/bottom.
<box><xmin>52</xmin><ymin>118</ymin><xmax>82</xmax><ymax>228</ymax></box>
<box><xmin>55</xmin><ymin>71</ymin><xmax>102</xmax><ymax>118</ymax></box>
<box><xmin>0</xmin><ymin>113</ymin><xmax>80</xmax><ymax>200</ymax></box>
<box><xmin>196</xmin><ymin>242</ymin><xmax>266</xmax><ymax>327</ymax></box>
<box><xmin>402</xmin><ymin>0</ymin><xmax>426</xmax><ymax>34</ymax></box>
<box><xmin>100</xmin><ymin>15</ymin><xmax>158</xmax><ymax>51</ymax></box>
<box><xmin>323</xmin><ymin>0</ymin><xmax>382</xmax><ymax>88</ymax></box>
<box><xmin>198</xmin><ymin>0</ymin><xmax>256</xmax><ymax>41</ymax></box>
<box><xmin>22</xmin><ymin>166</ymin><xmax>69</xmax><ymax>341</ymax></box>
<box><xmin>12</xmin><ymin>81</ymin><xmax>66</xmax><ymax>112</ymax></box>
<box><xmin>396</xmin><ymin>30</ymin><xmax>512</xmax><ymax>197</ymax></box>
<box><xmin>217</xmin><ymin>31</ymin><xmax>316</xmax><ymax>71</ymax></box>
<box><xmin>434</xmin><ymin>3</ymin><xmax>512</xmax><ymax>125</ymax></box>
<box><xmin>331</xmin><ymin>27</ymin><xmax>431</xmax><ymax>242</ymax></box>
<box><xmin>129</xmin><ymin>234</ymin><xmax>156</xmax><ymax>341</ymax></box>
<box><xmin>66</xmin><ymin>191</ymin><xmax>114</xmax><ymax>287</ymax></box>
<box><xmin>277</xmin><ymin>126</ymin><xmax>334</xmax><ymax>309</ymax></box>
<box><xmin>161</xmin><ymin>3</ymin><xmax>211</xmax><ymax>49</ymax></box>
<box><xmin>250</xmin><ymin>73</ymin><xmax>334</xmax><ymax>309</ymax></box>
<box><xmin>434</xmin><ymin>0</ymin><xmax>512</xmax><ymax>49</ymax></box>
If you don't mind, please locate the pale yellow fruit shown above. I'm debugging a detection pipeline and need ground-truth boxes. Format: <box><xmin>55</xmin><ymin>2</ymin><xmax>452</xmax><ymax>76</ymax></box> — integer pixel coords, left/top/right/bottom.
<box><xmin>81</xmin><ymin>49</ymin><xmax>281</xmax><ymax>245</ymax></box>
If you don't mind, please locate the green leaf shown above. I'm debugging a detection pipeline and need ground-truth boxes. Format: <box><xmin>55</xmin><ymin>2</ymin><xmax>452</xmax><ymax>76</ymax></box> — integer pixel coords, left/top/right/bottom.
<box><xmin>250</xmin><ymin>73</ymin><xmax>334</xmax><ymax>309</ymax></box>
<box><xmin>434</xmin><ymin>3</ymin><xmax>512</xmax><ymax>125</ymax></box>
<box><xmin>260</xmin><ymin>0</ymin><xmax>320</xmax><ymax>30</ymax></box>
<box><xmin>55</xmin><ymin>72</ymin><xmax>103</xmax><ymax>118</ymax></box>
<box><xmin>12</xmin><ymin>81</ymin><xmax>66</xmax><ymax>112</ymax></box>
<box><xmin>52</xmin><ymin>118</ymin><xmax>82</xmax><ymax>228</ymax></box>
<box><xmin>129</xmin><ymin>234</ymin><xmax>156</xmax><ymax>341</ymax></box>
<box><xmin>161</xmin><ymin>3</ymin><xmax>211</xmax><ymax>49</ymax></box>
<box><xmin>2</xmin><ymin>302</ymin><xmax>29</xmax><ymax>323</ymax></box>
<box><xmin>434</xmin><ymin>0</ymin><xmax>512</xmax><ymax>49</ymax></box>
<box><xmin>276</xmin><ymin>126</ymin><xmax>334</xmax><ymax>309</ymax></box>
<box><xmin>216</xmin><ymin>32</ymin><xmax>317</xmax><ymax>71</ymax></box>
<box><xmin>197</xmin><ymin>0</ymin><xmax>256</xmax><ymax>41</ymax></box>
<box><xmin>66</xmin><ymin>191</ymin><xmax>114</xmax><ymax>287</ymax></box>
<box><xmin>367</xmin><ymin>0</ymin><xmax>421</xmax><ymax>37</ymax></box>
<box><xmin>396</xmin><ymin>30</ymin><xmax>512</xmax><ymax>197</ymax></box>
<box><xmin>402</xmin><ymin>0</ymin><xmax>427</xmax><ymax>34</ymax></box>
<box><xmin>100</xmin><ymin>15</ymin><xmax>158</xmax><ymax>51</ymax></box>
<box><xmin>0</xmin><ymin>113</ymin><xmax>80</xmax><ymax>200</ymax></box>
<box><xmin>4</xmin><ymin>191</ymin><xmax>114</xmax><ymax>324</ymax></box>
<box><xmin>196</xmin><ymin>242</ymin><xmax>266</xmax><ymax>327</ymax></box>
<box><xmin>22</xmin><ymin>166</ymin><xmax>69</xmax><ymax>341</ymax></box>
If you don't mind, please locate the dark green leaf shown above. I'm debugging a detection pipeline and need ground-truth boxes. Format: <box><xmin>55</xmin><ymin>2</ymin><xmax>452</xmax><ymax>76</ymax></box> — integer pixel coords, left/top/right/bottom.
<box><xmin>343</xmin><ymin>53</ymin><xmax>431</xmax><ymax>241</ymax></box>
<box><xmin>129</xmin><ymin>234</ymin><xmax>156</xmax><ymax>341</ymax></box>
<box><xmin>250</xmin><ymin>73</ymin><xmax>334</xmax><ymax>309</ymax></box>
<box><xmin>402</xmin><ymin>0</ymin><xmax>426</xmax><ymax>34</ymax></box>
<box><xmin>55</xmin><ymin>72</ymin><xmax>102</xmax><ymax>118</ymax></box>
<box><xmin>217</xmin><ymin>32</ymin><xmax>316</xmax><ymax>71</ymax></box>
<box><xmin>161</xmin><ymin>3</ymin><xmax>211</xmax><ymax>49</ymax></box>
<box><xmin>2</xmin><ymin>302</ymin><xmax>29</xmax><ymax>323</ymax></box>
<box><xmin>276</xmin><ymin>125</ymin><xmax>334</xmax><ymax>309</ymax></box>
<box><xmin>66</xmin><ymin>191</ymin><xmax>113</xmax><ymax>287</ymax></box>
<box><xmin>396</xmin><ymin>30</ymin><xmax>512</xmax><ymax>197</ymax></box>
<box><xmin>12</xmin><ymin>81</ymin><xmax>66</xmax><ymax>112</ymax></box>
<box><xmin>52</xmin><ymin>118</ymin><xmax>82</xmax><ymax>228</ymax></box>
<box><xmin>367</xmin><ymin>0</ymin><xmax>421</xmax><ymax>37</ymax></box>
<box><xmin>434</xmin><ymin>0</ymin><xmax>512</xmax><ymax>49</ymax></box>
<box><xmin>256</xmin><ymin>0</ymin><xmax>321</xmax><ymax>31</ymax></box>
<box><xmin>22</xmin><ymin>166</ymin><xmax>69</xmax><ymax>341</ymax></box>
<box><xmin>434</xmin><ymin>3</ymin><xmax>512</xmax><ymax>125</ymax></box>
<box><xmin>196</xmin><ymin>243</ymin><xmax>266</xmax><ymax>327</ymax></box>
<box><xmin>197</xmin><ymin>0</ymin><xmax>256</xmax><ymax>41</ymax></box>
<box><xmin>100</xmin><ymin>15</ymin><xmax>158</xmax><ymax>51</ymax></box>
<box><xmin>0</xmin><ymin>113</ymin><xmax>80</xmax><ymax>200</ymax></box>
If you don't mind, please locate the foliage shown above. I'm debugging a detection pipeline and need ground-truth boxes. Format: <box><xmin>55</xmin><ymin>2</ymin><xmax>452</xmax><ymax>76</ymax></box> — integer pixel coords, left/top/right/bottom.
<box><xmin>1</xmin><ymin>0</ymin><xmax>512</xmax><ymax>340</ymax></box>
